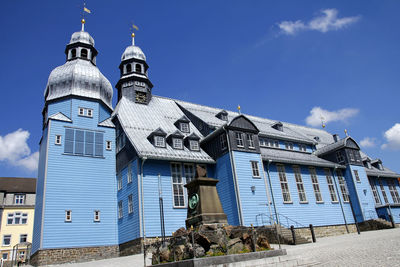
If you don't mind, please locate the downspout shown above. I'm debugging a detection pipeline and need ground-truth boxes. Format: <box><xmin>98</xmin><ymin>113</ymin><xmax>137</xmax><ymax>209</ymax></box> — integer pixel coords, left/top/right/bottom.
<box><xmin>140</xmin><ymin>156</ymin><xmax>147</xmax><ymax>252</ymax></box>
<box><xmin>265</xmin><ymin>159</ymin><xmax>281</xmax><ymax>249</ymax></box>
<box><xmin>224</xmin><ymin>126</ymin><xmax>244</xmax><ymax>226</ymax></box>
<box><xmin>332</xmin><ymin>166</ymin><xmax>349</xmax><ymax>233</ymax></box>
<box><xmin>260</xmin><ymin>158</ymin><xmax>274</xmax><ymax>224</ymax></box>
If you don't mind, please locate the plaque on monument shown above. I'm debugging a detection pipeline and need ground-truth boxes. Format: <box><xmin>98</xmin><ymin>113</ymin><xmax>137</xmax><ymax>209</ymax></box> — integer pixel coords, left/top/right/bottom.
<box><xmin>185</xmin><ymin>166</ymin><xmax>228</xmax><ymax>228</ymax></box>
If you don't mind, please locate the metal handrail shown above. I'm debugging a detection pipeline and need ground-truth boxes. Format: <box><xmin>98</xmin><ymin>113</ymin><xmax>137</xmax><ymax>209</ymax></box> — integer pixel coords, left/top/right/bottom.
<box><xmin>256</xmin><ymin>212</ymin><xmax>306</xmax><ymax>228</ymax></box>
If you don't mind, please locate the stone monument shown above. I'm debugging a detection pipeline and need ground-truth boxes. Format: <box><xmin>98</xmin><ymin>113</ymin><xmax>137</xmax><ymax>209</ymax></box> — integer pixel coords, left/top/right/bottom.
<box><xmin>185</xmin><ymin>165</ymin><xmax>228</xmax><ymax>228</ymax></box>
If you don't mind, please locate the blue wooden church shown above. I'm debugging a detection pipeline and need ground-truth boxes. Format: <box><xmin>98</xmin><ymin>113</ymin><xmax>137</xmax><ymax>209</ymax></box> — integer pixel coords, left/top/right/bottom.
<box><xmin>31</xmin><ymin>21</ymin><xmax>400</xmax><ymax>265</ymax></box>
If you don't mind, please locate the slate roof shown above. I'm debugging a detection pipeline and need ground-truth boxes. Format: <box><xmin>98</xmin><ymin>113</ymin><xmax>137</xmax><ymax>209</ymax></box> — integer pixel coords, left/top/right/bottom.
<box><xmin>98</xmin><ymin>117</ymin><xmax>115</xmax><ymax>128</ymax></box>
<box><xmin>48</xmin><ymin>112</ymin><xmax>72</xmax><ymax>122</ymax></box>
<box><xmin>365</xmin><ymin>166</ymin><xmax>400</xmax><ymax>178</ymax></box>
<box><xmin>112</xmin><ymin>96</ymin><xmax>214</xmax><ymax>163</ymax></box>
<box><xmin>260</xmin><ymin>148</ymin><xmax>345</xmax><ymax>169</ymax></box>
<box><xmin>0</xmin><ymin>177</ymin><xmax>36</xmax><ymax>193</ymax></box>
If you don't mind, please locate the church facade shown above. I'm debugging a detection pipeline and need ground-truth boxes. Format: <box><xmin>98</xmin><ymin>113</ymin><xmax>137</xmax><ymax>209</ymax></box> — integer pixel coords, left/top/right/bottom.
<box><xmin>31</xmin><ymin>22</ymin><xmax>400</xmax><ymax>265</ymax></box>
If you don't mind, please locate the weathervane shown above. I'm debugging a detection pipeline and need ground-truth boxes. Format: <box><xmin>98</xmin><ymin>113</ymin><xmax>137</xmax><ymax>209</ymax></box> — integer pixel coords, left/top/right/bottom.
<box><xmin>130</xmin><ymin>23</ymin><xmax>139</xmax><ymax>45</ymax></box>
<box><xmin>81</xmin><ymin>1</ymin><xmax>91</xmax><ymax>31</ymax></box>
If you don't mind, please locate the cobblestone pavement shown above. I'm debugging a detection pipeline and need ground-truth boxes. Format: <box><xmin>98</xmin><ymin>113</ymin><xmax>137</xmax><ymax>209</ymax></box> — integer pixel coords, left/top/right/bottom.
<box><xmin>272</xmin><ymin>227</ymin><xmax>400</xmax><ymax>266</ymax></box>
<box><xmin>30</xmin><ymin>228</ymin><xmax>400</xmax><ymax>266</ymax></box>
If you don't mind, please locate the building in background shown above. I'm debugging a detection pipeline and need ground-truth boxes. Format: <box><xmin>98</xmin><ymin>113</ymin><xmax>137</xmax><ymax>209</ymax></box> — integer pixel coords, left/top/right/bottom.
<box><xmin>31</xmin><ymin>20</ymin><xmax>400</xmax><ymax>265</ymax></box>
<box><xmin>0</xmin><ymin>177</ymin><xmax>36</xmax><ymax>264</ymax></box>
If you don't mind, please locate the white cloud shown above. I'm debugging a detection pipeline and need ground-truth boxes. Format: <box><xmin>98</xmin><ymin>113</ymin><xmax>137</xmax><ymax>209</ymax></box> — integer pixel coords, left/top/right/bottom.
<box><xmin>305</xmin><ymin>107</ymin><xmax>359</xmax><ymax>127</ymax></box>
<box><xmin>0</xmin><ymin>129</ymin><xmax>39</xmax><ymax>172</ymax></box>
<box><xmin>360</xmin><ymin>137</ymin><xmax>376</xmax><ymax>148</ymax></box>
<box><xmin>278</xmin><ymin>8</ymin><xmax>360</xmax><ymax>35</ymax></box>
<box><xmin>381</xmin><ymin>123</ymin><xmax>400</xmax><ymax>150</ymax></box>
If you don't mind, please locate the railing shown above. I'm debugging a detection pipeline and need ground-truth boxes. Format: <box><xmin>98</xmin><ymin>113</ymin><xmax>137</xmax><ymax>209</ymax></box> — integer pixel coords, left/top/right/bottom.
<box><xmin>256</xmin><ymin>212</ymin><xmax>306</xmax><ymax>229</ymax></box>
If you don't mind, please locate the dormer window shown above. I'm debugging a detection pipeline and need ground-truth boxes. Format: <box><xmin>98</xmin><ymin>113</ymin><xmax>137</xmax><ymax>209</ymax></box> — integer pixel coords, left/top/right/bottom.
<box><xmin>81</xmin><ymin>49</ymin><xmax>88</xmax><ymax>59</ymax></box>
<box><xmin>154</xmin><ymin>136</ymin><xmax>166</xmax><ymax>148</ymax></box>
<box><xmin>189</xmin><ymin>140</ymin><xmax>199</xmax><ymax>151</ymax></box>
<box><xmin>135</xmin><ymin>64</ymin><xmax>142</xmax><ymax>73</ymax></box>
<box><xmin>236</xmin><ymin>132</ymin><xmax>244</xmax><ymax>147</ymax></box>
<box><xmin>378</xmin><ymin>163</ymin><xmax>383</xmax><ymax>170</ymax></box>
<box><xmin>272</xmin><ymin>122</ymin><xmax>283</xmax><ymax>131</ymax></box>
<box><xmin>216</xmin><ymin>110</ymin><xmax>228</xmax><ymax>121</ymax></box>
<box><xmin>172</xmin><ymin>138</ymin><xmax>183</xmax><ymax>149</ymax></box>
<box><xmin>246</xmin><ymin>134</ymin><xmax>255</xmax><ymax>148</ymax></box>
<box><xmin>366</xmin><ymin>161</ymin><xmax>371</xmax><ymax>169</ymax></box>
<box><xmin>336</xmin><ymin>151</ymin><xmax>344</xmax><ymax>163</ymax></box>
<box><xmin>220</xmin><ymin>114</ymin><xmax>228</xmax><ymax>121</ymax></box>
<box><xmin>180</xmin><ymin>122</ymin><xmax>190</xmax><ymax>133</ymax></box>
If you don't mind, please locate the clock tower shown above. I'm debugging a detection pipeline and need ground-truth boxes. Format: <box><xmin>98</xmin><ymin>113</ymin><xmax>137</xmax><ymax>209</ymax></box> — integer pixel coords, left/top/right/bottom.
<box><xmin>116</xmin><ymin>32</ymin><xmax>153</xmax><ymax>104</ymax></box>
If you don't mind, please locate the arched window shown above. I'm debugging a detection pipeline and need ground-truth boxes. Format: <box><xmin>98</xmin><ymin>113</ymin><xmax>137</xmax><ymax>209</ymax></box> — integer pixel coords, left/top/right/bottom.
<box><xmin>71</xmin><ymin>49</ymin><xmax>76</xmax><ymax>58</ymax></box>
<box><xmin>135</xmin><ymin>64</ymin><xmax>142</xmax><ymax>73</ymax></box>
<box><xmin>126</xmin><ymin>64</ymin><xmax>132</xmax><ymax>73</ymax></box>
<box><xmin>81</xmin><ymin>49</ymin><xmax>88</xmax><ymax>59</ymax></box>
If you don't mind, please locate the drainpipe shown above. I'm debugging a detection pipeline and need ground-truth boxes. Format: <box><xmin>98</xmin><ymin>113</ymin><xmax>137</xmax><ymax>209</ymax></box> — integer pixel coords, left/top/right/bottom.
<box><xmin>265</xmin><ymin>159</ymin><xmax>281</xmax><ymax>249</ymax></box>
<box><xmin>140</xmin><ymin>156</ymin><xmax>147</xmax><ymax>255</ymax></box>
<box><xmin>332</xmin><ymin>166</ymin><xmax>349</xmax><ymax>233</ymax></box>
<box><xmin>260</xmin><ymin>158</ymin><xmax>274</xmax><ymax>225</ymax></box>
<box><xmin>224</xmin><ymin>126</ymin><xmax>244</xmax><ymax>226</ymax></box>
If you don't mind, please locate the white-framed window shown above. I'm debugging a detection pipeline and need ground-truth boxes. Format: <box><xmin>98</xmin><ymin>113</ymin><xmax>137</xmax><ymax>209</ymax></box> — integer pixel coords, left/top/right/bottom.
<box><xmin>369</xmin><ymin>178</ymin><xmax>381</xmax><ymax>205</ymax></box>
<box><xmin>180</xmin><ymin>122</ymin><xmax>190</xmax><ymax>133</ymax></box>
<box><xmin>154</xmin><ymin>136</ymin><xmax>166</xmax><ymax>148</ymax></box>
<box><xmin>106</xmin><ymin>141</ymin><xmax>112</xmax><ymax>150</ymax></box>
<box><xmin>259</xmin><ymin>138</ymin><xmax>266</xmax><ymax>147</ymax></box>
<box><xmin>184</xmin><ymin>164</ymin><xmax>195</xmax><ymax>184</ymax></box>
<box><xmin>2</xmin><ymin>252</ymin><xmax>8</xmax><ymax>260</ymax></box>
<box><xmin>387</xmin><ymin>179</ymin><xmax>400</xmax><ymax>204</ymax></box>
<box><xmin>247</xmin><ymin>134</ymin><xmax>255</xmax><ymax>148</ymax></box>
<box><xmin>336</xmin><ymin>151</ymin><xmax>344</xmax><ymax>163</ymax></box>
<box><xmin>236</xmin><ymin>132</ymin><xmax>244</xmax><ymax>147</ymax></box>
<box><xmin>293</xmin><ymin>166</ymin><xmax>307</xmax><ymax>203</ymax></box>
<box><xmin>20</xmin><ymin>234</ymin><xmax>27</xmax><ymax>243</ymax></box>
<box><xmin>65</xmin><ymin>210</ymin><xmax>72</xmax><ymax>222</ymax></box>
<box><xmin>7</xmin><ymin>212</ymin><xmax>27</xmax><ymax>225</ymax></box>
<box><xmin>324</xmin><ymin>169</ymin><xmax>338</xmax><ymax>202</ymax></box>
<box><xmin>251</xmin><ymin>161</ymin><xmax>260</xmax><ymax>177</ymax></box>
<box><xmin>117</xmin><ymin>173</ymin><xmax>122</xmax><ymax>191</ymax></box>
<box><xmin>118</xmin><ymin>201</ymin><xmax>123</xmax><ymax>219</ymax></box>
<box><xmin>220</xmin><ymin>134</ymin><xmax>227</xmax><ymax>150</ymax></box>
<box><xmin>78</xmin><ymin>107</ymin><xmax>93</xmax><ymax>118</ymax></box>
<box><xmin>172</xmin><ymin>138</ymin><xmax>183</xmax><ymax>149</ymax></box>
<box><xmin>2</xmin><ymin>235</ymin><xmax>11</xmax><ymax>246</ymax></box>
<box><xmin>299</xmin><ymin>144</ymin><xmax>307</xmax><ymax>152</ymax></box>
<box><xmin>55</xmin><ymin>135</ymin><xmax>62</xmax><ymax>145</ymax></box>
<box><xmin>277</xmin><ymin>164</ymin><xmax>291</xmax><ymax>203</ymax></box>
<box><xmin>14</xmin><ymin>194</ymin><xmax>25</xmax><ymax>205</ymax></box>
<box><xmin>189</xmin><ymin>140</ymin><xmax>199</xmax><ymax>151</ymax></box>
<box><xmin>171</xmin><ymin>163</ymin><xmax>185</xmax><ymax>207</ymax></box>
<box><xmin>128</xmin><ymin>194</ymin><xmax>133</xmax><ymax>213</ymax></box>
<box><xmin>336</xmin><ymin>170</ymin><xmax>350</xmax><ymax>203</ymax></box>
<box><xmin>127</xmin><ymin>164</ymin><xmax>132</xmax><ymax>184</ymax></box>
<box><xmin>309</xmin><ymin>167</ymin><xmax>323</xmax><ymax>203</ymax></box>
<box><xmin>353</xmin><ymin>170</ymin><xmax>360</xmax><ymax>183</ymax></box>
<box><xmin>285</xmin><ymin>142</ymin><xmax>293</xmax><ymax>150</ymax></box>
<box><xmin>378</xmin><ymin>180</ymin><xmax>389</xmax><ymax>204</ymax></box>
<box><xmin>94</xmin><ymin>210</ymin><xmax>100</xmax><ymax>222</ymax></box>
<box><xmin>349</xmin><ymin>150</ymin><xmax>355</xmax><ymax>162</ymax></box>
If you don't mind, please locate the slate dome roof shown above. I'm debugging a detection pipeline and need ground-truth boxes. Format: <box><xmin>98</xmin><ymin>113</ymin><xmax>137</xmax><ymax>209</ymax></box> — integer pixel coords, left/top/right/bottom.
<box><xmin>121</xmin><ymin>45</ymin><xmax>146</xmax><ymax>61</ymax></box>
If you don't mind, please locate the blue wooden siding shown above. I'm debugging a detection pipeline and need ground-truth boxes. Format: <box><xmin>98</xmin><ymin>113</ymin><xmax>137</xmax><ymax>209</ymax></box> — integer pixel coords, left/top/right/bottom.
<box><xmin>117</xmin><ymin>160</ymin><xmax>140</xmax><ymax>244</ymax></box>
<box><xmin>215</xmin><ymin>152</ymin><xmax>239</xmax><ymax>226</ymax></box>
<box><xmin>32</xmin><ymin>127</ymin><xmax>49</xmax><ymax>254</ymax></box>
<box><xmin>265</xmin><ymin>163</ymin><xmax>354</xmax><ymax>227</ymax></box>
<box><xmin>47</xmin><ymin>99</ymin><xmax>72</xmax><ymax>119</ymax></box>
<box><xmin>347</xmin><ymin>165</ymin><xmax>377</xmax><ymax>220</ymax></box>
<box><xmin>99</xmin><ymin>102</ymin><xmax>110</xmax><ymax>123</ymax></box>
<box><xmin>37</xmin><ymin>99</ymin><xmax>118</xmax><ymax>249</ymax></box>
<box><xmin>390</xmin><ymin>207</ymin><xmax>400</xmax><ymax>223</ymax></box>
<box><xmin>232</xmin><ymin>151</ymin><xmax>269</xmax><ymax>226</ymax></box>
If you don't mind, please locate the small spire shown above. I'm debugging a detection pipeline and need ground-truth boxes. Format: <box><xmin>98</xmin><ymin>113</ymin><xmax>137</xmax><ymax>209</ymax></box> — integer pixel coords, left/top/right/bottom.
<box><xmin>81</xmin><ymin>18</ymin><xmax>85</xmax><ymax>32</ymax></box>
<box><xmin>131</xmin><ymin>23</ymin><xmax>139</xmax><ymax>46</ymax></box>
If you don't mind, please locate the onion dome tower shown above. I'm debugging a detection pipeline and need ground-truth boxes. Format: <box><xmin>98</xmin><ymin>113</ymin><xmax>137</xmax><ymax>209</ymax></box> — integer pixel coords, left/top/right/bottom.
<box><xmin>116</xmin><ymin>30</ymin><xmax>153</xmax><ymax>104</ymax></box>
<box><xmin>44</xmin><ymin>19</ymin><xmax>113</xmax><ymax>111</ymax></box>
<box><xmin>32</xmin><ymin>19</ymin><xmax>118</xmax><ymax>264</ymax></box>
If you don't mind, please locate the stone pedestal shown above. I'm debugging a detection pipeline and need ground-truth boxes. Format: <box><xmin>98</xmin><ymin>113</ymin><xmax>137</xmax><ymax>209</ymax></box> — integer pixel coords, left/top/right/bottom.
<box><xmin>185</xmin><ymin>177</ymin><xmax>228</xmax><ymax>228</ymax></box>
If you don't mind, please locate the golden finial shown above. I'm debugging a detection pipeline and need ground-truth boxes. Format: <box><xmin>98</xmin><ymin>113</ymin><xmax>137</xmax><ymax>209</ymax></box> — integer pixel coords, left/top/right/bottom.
<box><xmin>344</xmin><ymin>129</ymin><xmax>348</xmax><ymax>136</ymax></box>
<box><xmin>237</xmin><ymin>105</ymin><xmax>241</xmax><ymax>114</ymax></box>
<box><xmin>81</xmin><ymin>18</ymin><xmax>85</xmax><ymax>24</ymax></box>
<box><xmin>320</xmin><ymin>116</ymin><xmax>326</xmax><ymax>128</ymax></box>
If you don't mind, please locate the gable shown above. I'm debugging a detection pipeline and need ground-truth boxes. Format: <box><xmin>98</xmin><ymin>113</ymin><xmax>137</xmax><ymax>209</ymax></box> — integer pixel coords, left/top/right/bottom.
<box><xmin>345</xmin><ymin>137</ymin><xmax>360</xmax><ymax>150</ymax></box>
<box><xmin>228</xmin><ymin>115</ymin><xmax>259</xmax><ymax>133</ymax></box>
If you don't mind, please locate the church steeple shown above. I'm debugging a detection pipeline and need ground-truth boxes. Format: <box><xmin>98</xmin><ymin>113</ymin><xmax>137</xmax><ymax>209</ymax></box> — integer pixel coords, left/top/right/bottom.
<box><xmin>116</xmin><ymin>28</ymin><xmax>153</xmax><ymax>104</ymax></box>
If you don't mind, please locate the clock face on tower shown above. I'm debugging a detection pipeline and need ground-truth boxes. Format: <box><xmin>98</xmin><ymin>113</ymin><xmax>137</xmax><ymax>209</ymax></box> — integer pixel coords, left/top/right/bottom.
<box><xmin>135</xmin><ymin>91</ymin><xmax>147</xmax><ymax>103</ymax></box>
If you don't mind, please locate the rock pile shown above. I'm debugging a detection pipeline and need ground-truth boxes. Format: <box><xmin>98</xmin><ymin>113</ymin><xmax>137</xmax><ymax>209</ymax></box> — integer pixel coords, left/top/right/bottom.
<box><xmin>151</xmin><ymin>224</ymin><xmax>271</xmax><ymax>265</ymax></box>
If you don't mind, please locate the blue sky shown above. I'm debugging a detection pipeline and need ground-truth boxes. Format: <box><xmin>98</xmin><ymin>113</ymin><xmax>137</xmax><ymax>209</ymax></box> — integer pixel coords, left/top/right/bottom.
<box><xmin>0</xmin><ymin>0</ymin><xmax>399</xmax><ymax>177</ymax></box>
